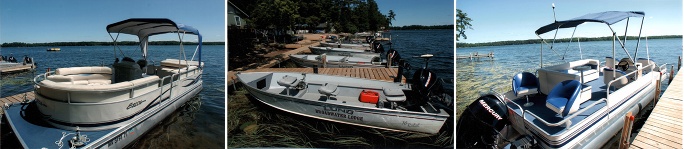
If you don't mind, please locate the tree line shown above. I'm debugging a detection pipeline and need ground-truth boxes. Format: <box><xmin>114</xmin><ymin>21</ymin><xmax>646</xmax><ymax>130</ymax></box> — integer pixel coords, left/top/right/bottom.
<box><xmin>1</xmin><ymin>41</ymin><xmax>225</xmax><ymax>47</ymax></box>
<box><xmin>457</xmin><ymin>35</ymin><xmax>682</xmax><ymax>48</ymax></box>
<box><xmin>232</xmin><ymin>0</ymin><xmax>393</xmax><ymax>33</ymax></box>
<box><xmin>389</xmin><ymin>25</ymin><xmax>453</xmax><ymax>30</ymax></box>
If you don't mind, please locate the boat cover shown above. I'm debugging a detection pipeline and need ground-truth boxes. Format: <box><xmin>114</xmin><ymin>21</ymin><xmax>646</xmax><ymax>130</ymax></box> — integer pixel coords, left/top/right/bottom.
<box><xmin>105</xmin><ymin>18</ymin><xmax>202</xmax><ymax>65</ymax></box>
<box><xmin>535</xmin><ymin>11</ymin><xmax>645</xmax><ymax>35</ymax></box>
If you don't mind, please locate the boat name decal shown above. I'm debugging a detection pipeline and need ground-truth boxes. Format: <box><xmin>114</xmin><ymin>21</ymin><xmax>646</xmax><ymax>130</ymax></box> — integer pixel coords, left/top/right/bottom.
<box><xmin>479</xmin><ymin>100</ymin><xmax>503</xmax><ymax>120</ymax></box>
<box><xmin>402</xmin><ymin>121</ymin><xmax>421</xmax><ymax>127</ymax></box>
<box><xmin>315</xmin><ymin>106</ymin><xmax>364</xmax><ymax>121</ymax></box>
<box><xmin>126</xmin><ymin>100</ymin><xmax>147</xmax><ymax>110</ymax></box>
<box><xmin>107</xmin><ymin>128</ymin><xmax>135</xmax><ymax>147</ymax></box>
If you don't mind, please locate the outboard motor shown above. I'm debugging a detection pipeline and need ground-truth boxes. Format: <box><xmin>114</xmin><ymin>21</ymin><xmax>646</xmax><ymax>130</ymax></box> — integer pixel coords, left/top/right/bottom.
<box><xmin>372</xmin><ymin>42</ymin><xmax>385</xmax><ymax>53</ymax></box>
<box><xmin>457</xmin><ymin>94</ymin><xmax>510</xmax><ymax>148</ymax></box>
<box><xmin>386</xmin><ymin>49</ymin><xmax>401</xmax><ymax>67</ymax></box>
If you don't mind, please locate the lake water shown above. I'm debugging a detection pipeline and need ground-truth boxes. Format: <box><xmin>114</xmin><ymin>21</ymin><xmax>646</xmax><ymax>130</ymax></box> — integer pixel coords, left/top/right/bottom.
<box><xmin>0</xmin><ymin>45</ymin><xmax>225</xmax><ymax>148</ymax></box>
<box><xmin>456</xmin><ymin>38</ymin><xmax>682</xmax><ymax>117</ymax></box>
<box><xmin>228</xmin><ymin>30</ymin><xmax>455</xmax><ymax>148</ymax></box>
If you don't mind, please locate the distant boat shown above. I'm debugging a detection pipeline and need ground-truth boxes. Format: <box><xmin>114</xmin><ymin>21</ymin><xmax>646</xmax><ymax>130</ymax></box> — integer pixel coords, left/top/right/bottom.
<box><xmin>47</xmin><ymin>48</ymin><xmax>61</xmax><ymax>51</ymax></box>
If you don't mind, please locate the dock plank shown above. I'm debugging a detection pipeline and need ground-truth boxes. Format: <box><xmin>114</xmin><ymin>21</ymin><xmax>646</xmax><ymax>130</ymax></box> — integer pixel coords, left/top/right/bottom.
<box><xmin>631</xmin><ymin>68</ymin><xmax>682</xmax><ymax>148</ymax></box>
<box><xmin>228</xmin><ymin>68</ymin><xmax>403</xmax><ymax>86</ymax></box>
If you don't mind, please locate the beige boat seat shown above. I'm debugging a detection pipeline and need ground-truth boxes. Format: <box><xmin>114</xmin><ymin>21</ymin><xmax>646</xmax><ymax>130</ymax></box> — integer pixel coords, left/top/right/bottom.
<box><xmin>38</xmin><ymin>75</ymin><xmax>160</xmax><ymax>103</ymax></box>
<box><xmin>603</xmin><ymin>68</ymin><xmax>629</xmax><ymax>89</ymax></box>
<box><xmin>278</xmin><ymin>75</ymin><xmax>301</xmax><ymax>96</ymax></box>
<box><xmin>48</xmin><ymin>67</ymin><xmax>113</xmax><ymax>85</ymax></box>
<box><xmin>383</xmin><ymin>88</ymin><xmax>406</xmax><ymax>109</ymax></box>
<box><xmin>318</xmin><ymin>83</ymin><xmax>339</xmax><ymax>100</ymax></box>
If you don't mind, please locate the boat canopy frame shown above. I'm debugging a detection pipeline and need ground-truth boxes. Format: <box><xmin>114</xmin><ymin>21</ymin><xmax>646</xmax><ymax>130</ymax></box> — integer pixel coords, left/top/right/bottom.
<box><xmin>535</xmin><ymin>11</ymin><xmax>646</xmax><ymax>69</ymax></box>
<box><xmin>105</xmin><ymin>18</ymin><xmax>203</xmax><ymax>68</ymax></box>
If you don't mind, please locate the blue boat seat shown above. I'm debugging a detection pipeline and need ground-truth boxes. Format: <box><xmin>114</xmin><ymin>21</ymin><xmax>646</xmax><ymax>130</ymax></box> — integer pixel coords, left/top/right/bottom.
<box><xmin>513</xmin><ymin>72</ymin><xmax>540</xmax><ymax>97</ymax></box>
<box><xmin>545</xmin><ymin>80</ymin><xmax>582</xmax><ymax>117</ymax></box>
<box><xmin>318</xmin><ymin>83</ymin><xmax>339</xmax><ymax>100</ymax></box>
<box><xmin>278</xmin><ymin>75</ymin><xmax>301</xmax><ymax>95</ymax></box>
<box><xmin>603</xmin><ymin>68</ymin><xmax>629</xmax><ymax>89</ymax></box>
<box><xmin>513</xmin><ymin>72</ymin><xmax>539</xmax><ymax>107</ymax></box>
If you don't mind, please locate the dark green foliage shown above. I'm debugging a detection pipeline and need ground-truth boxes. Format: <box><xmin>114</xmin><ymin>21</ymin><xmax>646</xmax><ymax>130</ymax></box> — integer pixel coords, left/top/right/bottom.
<box><xmin>390</xmin><ymin>25</ymin><xmax>454</xmax><ymax>30</ymax></box>
<box><xmin>1</xmin><ymin>41</ymin><xmax>224</xmax><ymax>47</ymax></box>
<box><xmin>457</xmin><ymin>35</ymin><xmax>683</xmax><ymax>48</ymax></box>
<box><xmin>246</xmin><ymin>0</ymin><xmax>390</xmax><ymax>33</ymax></box>
<box><xmin>456</xmin><ymin>9</ymin><xmax>473</xmax><ymax>41</ymax></box>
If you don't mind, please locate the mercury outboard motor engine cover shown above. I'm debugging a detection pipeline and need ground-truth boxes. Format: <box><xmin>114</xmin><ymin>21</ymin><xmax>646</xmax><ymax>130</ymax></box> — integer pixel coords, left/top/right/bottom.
<box><xmin>457</xmin><ymin>94</ymin><xmax>509</xmax><ymax>148</ymax></box>
<box><xmin>372</xmin><ymin>42</ymin><xmax>384</xmax><ymax>53</ymax></box>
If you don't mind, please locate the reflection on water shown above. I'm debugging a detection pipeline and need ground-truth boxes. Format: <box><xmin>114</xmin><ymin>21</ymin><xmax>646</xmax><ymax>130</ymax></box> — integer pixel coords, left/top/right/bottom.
<box><xmin>125</xmin><ymin>95</ymin><xmax>223</xmax><ymax>148</ymax></box>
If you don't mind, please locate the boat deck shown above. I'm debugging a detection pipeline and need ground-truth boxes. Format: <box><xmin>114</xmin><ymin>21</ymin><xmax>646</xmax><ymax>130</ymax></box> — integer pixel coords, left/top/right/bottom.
<box><xmin>630</xmin><ymin>68</ymin><xmax>682</xmax><ymax>148</ymax></box>
<box><xmin>507</xmin><ymin>74</ymin><xmax>610</xmax><ymax>136</ymax></box>
<box><xmin>3</xmin><ymin>102</ymin><xmax>114</xmax><ymax>148</ymax></box>
<box><xmin>0</xmin><ymin>62</ymin><xmax>34</xmax><ymax>74</ymax></box>
<box><xmin>228</xmin><ymin>68</ymin><xmax>404</xmax><ymax>86</ymax></box>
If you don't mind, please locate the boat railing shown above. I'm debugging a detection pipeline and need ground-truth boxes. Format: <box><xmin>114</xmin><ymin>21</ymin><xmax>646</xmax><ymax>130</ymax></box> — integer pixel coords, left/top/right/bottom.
<box><xmin>526</xmin><ymin>98</ymin><xmax>607</xmax><ymax>128</ymax></box>
<box><xmin>606</xmin><ymin>62</ymin><xmax>657</xmax><ymax>115</ymax></box>
<box><xmin>33</xmin><ymin>70</ymin><xmax>56</xmax><ymax>85</ymax></box>
<box><xmin>490</xmin><ymin>87</ymin><xmax>527</xmax><ymax>126</ymax></box>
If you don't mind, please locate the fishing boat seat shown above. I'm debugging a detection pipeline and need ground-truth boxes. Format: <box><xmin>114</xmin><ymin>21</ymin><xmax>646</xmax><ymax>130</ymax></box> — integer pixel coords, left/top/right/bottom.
<box><xmin>383</xmin><ymin>88</ymin><xmax>406</xmax><ymax>109</ymax></box>
<box><xmin>603</xmin><ymin>68</ymin><xmax>629</xmax><ymax>89</ymax></box>
<box><xmin>278</xmin><ymin>75</ymin><xmax>301</xmax><ymax>96</ymax></box>
<box><xmin>318</xmin><ymin>83</ymin><xmax>339</xmax><ymax>100</ymax></box>
<box><xmin>545</xmin><ymin>80</ymin><xmax>582</xmax><ymax>118</ymax></box>
<box><xmin>512</xmin><ymin>72</ymin><xmax>539</xmax><ymax>106</ymax></box>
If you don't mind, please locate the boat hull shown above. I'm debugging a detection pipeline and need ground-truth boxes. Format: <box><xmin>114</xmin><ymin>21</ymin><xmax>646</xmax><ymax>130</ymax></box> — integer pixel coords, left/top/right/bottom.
<box><xmin>290</xmin><ymin>55</ymin><xmax>384</xmax><ymax>68</ymax></box>
<box><xmin>4</xmin><ymin>72</ymin><xmax>203</xmax><ymax>149</ymax></box>
<box><xmin>239</xmin><ymin>72</ymin><xmax>448</xmax><ymax>134</ymax></box>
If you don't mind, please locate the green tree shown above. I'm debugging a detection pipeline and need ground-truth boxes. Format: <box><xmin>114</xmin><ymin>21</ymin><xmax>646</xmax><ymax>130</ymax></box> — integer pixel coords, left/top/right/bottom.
<box><xmin>387</xmin><ymin>10</ymin><xmax>396</xmax><ymax>27</ymax></box>
<box><xmin>456</xmin><ymin>9</ymin><xmax>473</xmax><ymax>41</ymax></box>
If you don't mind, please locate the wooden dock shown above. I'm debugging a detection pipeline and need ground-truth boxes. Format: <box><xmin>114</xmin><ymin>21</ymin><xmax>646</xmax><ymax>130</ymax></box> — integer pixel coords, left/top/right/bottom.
<box><xmin>456</xmin><ymin>52</ymin><xmax>494</xmax><ymax>60</ymax></box>
<box><xmin>630</xmin><ymin>68</ymin><xmax>682</xmax><ymax>148</ymax></box>
<box><xmin>0</xmin><ymin>64</ymin><xmax>35</xmax><ymax>74</ymax></box>
<box><xmin>228</xmin><ymin>67</ymin><xmax>403</xmax><ymax>86</ymax></box>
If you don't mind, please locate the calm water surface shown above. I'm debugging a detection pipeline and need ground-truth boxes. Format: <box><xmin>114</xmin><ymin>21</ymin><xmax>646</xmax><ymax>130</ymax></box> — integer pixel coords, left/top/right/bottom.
<box><xmin>0</xmin><ymin>45</ymin><xmax>225</xmax><ymax>148</ymax></box>
<box><xmin>456</xmin><ymin>38</ymin><xmax>682</xmax><ymax>117</ymax></box>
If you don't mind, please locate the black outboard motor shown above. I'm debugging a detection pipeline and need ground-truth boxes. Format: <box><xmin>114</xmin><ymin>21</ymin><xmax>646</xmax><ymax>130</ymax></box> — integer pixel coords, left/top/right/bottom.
<box><xmin>372</xmin><ymin>42</ymin><xmax>384</xmax><ymax>53</ymax></box>
<box><xmin>386</xmin><ymin>49</ymin><xmax>401</xmax><ymax>67</ymax></box>
<box><xmin>457</xmin><ymin>94</ymin><xmax>509</xmax><ymax>148</ymax></box>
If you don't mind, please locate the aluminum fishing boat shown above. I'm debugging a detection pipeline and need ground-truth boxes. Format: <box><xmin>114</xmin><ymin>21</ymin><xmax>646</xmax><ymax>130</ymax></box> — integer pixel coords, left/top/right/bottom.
<box><xmin>289</xmin><ymin>54</ymin><xmax>386</xmax><ymax>68</ymax></box>
<box><xmin>457</xmin><ymin>10</ymin><xmax>671</xmax><ymax>149</ymax></box>
<box><xmin>237</xmin><ymin>54</ymin><xmax>453</xmax><ymax>134</ymax></box>
<box><xmin>2</xmin><ymin>18</ymin><xmax>204</xmax><ymax>149</ymax></box>
<box><xmin>319</xmin><ymin>42</ymin><xmax>371</xmax><ymax>49</ymax></box>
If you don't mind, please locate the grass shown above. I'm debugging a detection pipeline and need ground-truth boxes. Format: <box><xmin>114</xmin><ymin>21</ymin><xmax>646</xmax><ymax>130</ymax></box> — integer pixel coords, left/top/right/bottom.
<box><xmin>227</xmin><ymin>85</ymin><xmax>454</xmax><ymax>148</ymax></box>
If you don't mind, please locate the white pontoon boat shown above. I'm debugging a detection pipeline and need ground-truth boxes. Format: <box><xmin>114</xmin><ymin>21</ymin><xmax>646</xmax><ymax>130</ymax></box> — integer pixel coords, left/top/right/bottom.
<box><xmin>457</xmin><ymin>10</ymin><xmax>670</xmax><ymax>148</ymax></box>
<box><xmin>2</xmin><ymin>18</ymin><xmax>204</xmax><ymax>148</ymax></box>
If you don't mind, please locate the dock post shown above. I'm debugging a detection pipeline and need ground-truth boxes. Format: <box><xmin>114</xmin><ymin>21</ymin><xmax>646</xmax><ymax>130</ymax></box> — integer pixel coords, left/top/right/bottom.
<box><xmin>618</xmin><ymin>112</ymin><xmax>634</xmax><ymax>149</ymax></box>
<box><xmin>656</xmin><ymin>72</ymin><xmax>662</xmax><ymax>103</ymax></box>
<box><xmin>394</xmin><ymin>59</ymin><xmax>405</xmax><ymax>83</ymax></box>
<box><xmin>313</xmin><ymin>65</ymin><xmax>319</xmax><ymax>74</ymax></box>
<box><xmin>678</xmin><ymin>56</ymin><xmax>681</xmax><ymax>70</ymax></box>
<box><xmin>670</xmin><ymin>66</ymin><xmax>674</xmax><ymax>84</ymax></box>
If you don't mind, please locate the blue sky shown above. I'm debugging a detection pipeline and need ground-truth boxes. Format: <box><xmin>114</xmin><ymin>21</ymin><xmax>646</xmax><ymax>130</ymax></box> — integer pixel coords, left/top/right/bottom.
<box><xmin>457</xmin><ymin>0</ymin><xmax>683</xmax><ymax>43</ymax></box>
<box><xmin>0</xmin><ymin>0</ymin><xmax>225</xmax><ymax>43</ymax></box>
<box><xmin>376</xmin><ymin>0</ymin><xmax>455</xmax><ymax>26</ymax></box>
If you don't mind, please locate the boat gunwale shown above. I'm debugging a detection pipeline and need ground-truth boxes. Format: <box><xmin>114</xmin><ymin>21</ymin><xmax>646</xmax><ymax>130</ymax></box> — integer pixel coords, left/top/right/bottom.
<box><xmin>237</xmin><ymin>72</ymin><xmax>450</xmax><ymax>118</ymax></box>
